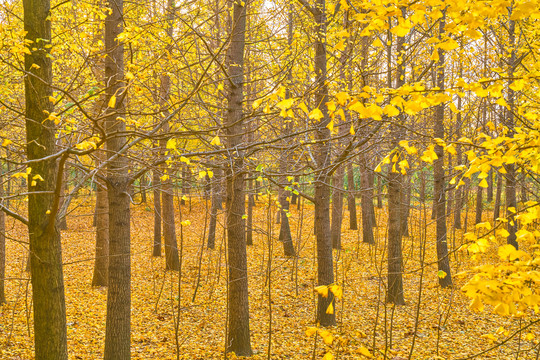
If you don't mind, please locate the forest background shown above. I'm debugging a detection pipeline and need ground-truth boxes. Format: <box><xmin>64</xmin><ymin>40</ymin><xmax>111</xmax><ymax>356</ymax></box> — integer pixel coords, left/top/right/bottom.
<box><xmin>1</xmin><ymin>0</ymin><xmax>540</xmax><ymax>358</ymax></box>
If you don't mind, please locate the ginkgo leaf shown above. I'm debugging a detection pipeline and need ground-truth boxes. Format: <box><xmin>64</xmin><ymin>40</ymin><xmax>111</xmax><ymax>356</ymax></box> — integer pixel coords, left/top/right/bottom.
<box><xmin>309</xmin><ymin>108</ymin><xmax>324</xmax><ymax>120</ymax></box>
<box><xmin>322</xmin><ymin>352</ymin><xmax>334</xmax><ymax>360</ymax></box>
<box><xmin>326</xmin><ymin>302</ymin><xmax>334</xmax><ymax>314</ymax></box>
<box><xmin>319</xmin><ymin>330</ymin><xmax>333</xmax><ymax>345</ymax></box>
<box><xmin>108</xmin><ymin>95</ymin><xmax>116</xmax><ymax>108</ymax></box>
<box><xmin>210</xmin><ymin>136</ymin><xmax>221</xmax><ymax>146</ymax></box>
<box><xmin>470</xmin><ymin>296</ymin><xmax>484</xmax><ymax>312</ymax></box>
<box><xmin>479</xmin><ymin>178</ymin><xmax>488</xmax><ymax>188</ymax></box>
<box><xmin>306</xmin><ymin>327</ymin><xmax>317</xmax><ymax>337</ymax></box>
<box><xmin>314</xmin><ymin>285</ymin><xmax>329</xmax><ymax>297</ymax></box>
<box><xmin>357</xmin><ymin>345</ymin><xmax>372</xmax><ymax>358</ymax></box>
<box><xmin>276</xmin><ymin>98</ymin><xmax>295</xmax><ymax>110</ymax></box>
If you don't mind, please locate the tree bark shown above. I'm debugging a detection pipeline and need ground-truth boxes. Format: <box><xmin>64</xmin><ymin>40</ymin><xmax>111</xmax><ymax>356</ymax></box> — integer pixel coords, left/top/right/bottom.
<box><xmin>92</xmin><ymin>149</ymin><xmax>109</xmax><ymax>287</ymax></box>
<box><xmin>24</xmin><ymin>0</ymin><xmax>68</xmax><ymax>358</ymax></box>
<box><xmin>331</xmin><ymin>167</ymin><xmax>344</xmax><ymax>250</ymax></box>
<box><xmin>475</xmin><ymin>185</ymin><xmax>483</xmax><ymax>224</ymax></box>
<box><xmin>433</xmin><ymin>10</ymin><xmax>452</xmax><ymax>288</ymax></box>
<box><xmin>103</xmin><ymin>0</ymin><xmax>131</xmax><ymax>358</ymax></box>
<box><xmin>347</xmin><ymin>163</ymin><xmax>358</xmax><ymax>230</ymax></box>
<box><xmin>152</xmin><ymin>168</ymin><xmax>162</xmax><ymax>256</ymax></box>
<box><xmin>225</xmin><ymin>0</ymin><xmax>252</xmax><ymax>354</ymax></box>
<box><xmin>0</xmin><ymin>182</ymin><xmax>5</xmax><ymax>304</ymax></box>
<box><xmin>359</xmin><ymin>153</ymin><xmax>374</xmax><ymax>244</ymax></box>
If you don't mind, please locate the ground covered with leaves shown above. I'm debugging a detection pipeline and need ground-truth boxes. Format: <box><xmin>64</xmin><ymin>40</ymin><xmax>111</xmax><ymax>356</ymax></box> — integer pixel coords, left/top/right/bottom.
<box><xmin>1</xmin><ymin>197</ymin><xmax>538</xmax><ymax>359</ymax></box>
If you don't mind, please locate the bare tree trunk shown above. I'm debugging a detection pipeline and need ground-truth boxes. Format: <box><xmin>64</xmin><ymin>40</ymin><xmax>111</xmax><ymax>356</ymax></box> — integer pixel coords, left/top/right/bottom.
<box><xmin>58</xmin><ymin>167</ymin><xmax>68</xmax><ymax>230</ymax></box>
<box><xmin>312</xmin><ymin>0</ymin><xmax>336</xmax><ymax>327</ymax></box>
<box><xmin>505</xmin><ymin>8</ymin><xmax>518</xmax><ymax>249</ymax></box>
<box><xmin>0</xmin><ymin>182</ymin><xmax>5</xmax><ymax>304</ymax></box>
<box><xmin>475</xmin><ymin>185</ymin><xmax>483</xmax><ymax>224</ymax></box>
<box><xmin>103</xmin><ymin>0</ymin><xmax>131</xmax><ymax>357</ymax></box>
<box><xmin>92</xmin><ymin>149</ymin><xmax>109</xmax><ymax>287</ymax></box>
<box><xmin>152</xmin><ymin>167</ymin><xmax>162</xmax><ymax>256</ymax></box>
<box><xmin>359</xmin><ymin>153</ymin><xmax>374</xmax><ymax>244</ymax></box>
<box><xmin>331</xmin><ymin>167</ymin><xmax>344</xmax><ymax>250</ymax></box>
<box><xmin>493</xmin><ymin>172</ymin><xmax>503</xmax><ymax>222</ymax></box>
<box><xmin>24</xmin><ymin>0</ymin><xmax>68</xmax><ymax>358</ymax></box>
<box><xmin>433</xmin><ymin>10</ymin><xmax>452</xmax><ymax>288</ymax></box>
<box><xmin>386</xmin><ymin>14</ymin><xmax>405</xmax><ymax>304</ymax></box>
<box><xmin>347</xmin><ymin>163</ymin><xmax>358</xmax><ymax>230</ymax></box>
<box><xmin>224</xmin><ymin>0</ymin><xmax>252</xmax><ymax>354</ymax></box>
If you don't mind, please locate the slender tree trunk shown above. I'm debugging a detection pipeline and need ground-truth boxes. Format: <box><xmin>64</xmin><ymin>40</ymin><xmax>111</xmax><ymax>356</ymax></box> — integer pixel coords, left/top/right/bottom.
<box><xmin>152</xmin><ymin>168</ymin><xmax>162</xmax><ymax>256</ymax></box>
<box><xmin>0</xmin><ymin>182</ymin><xmax>5</xmax><ymax>304</ymax></box>
<box><xmin>475</xmin><ymin>185</ymin><xmax>483</xmax><ymax>224</ymax></box>
<box><xmin>24</xmin><ymin>0</ymin><xmax>68</xmax><ymax>358</ymax></box>
<box><xmin>103</xmin><ymin>0</ymin><xmax>131</xmax><ymax>357</ymax></box>
<box><xmin>312</xmin><ymin>0</ymin><xmax>336</xmax><ymax>326</ymax></box>
<box><xmin>58</xmin><ymin>167</ymin><xmax>68</xmax><ymax>230</ymax></box>
<box><xmin>400</xmin><ymin>175</ymin><xmax>410</xmax><ymax>238</ymax></box>
<box><xmin>494</xmin><ymin>172</ymin><xmax>503</xmax><ymax>222</ymax></box>
<box><xmin>376</xmin><ymin>173</ymin><xmax>383</xmax><ymax>208</ymax></box>
<box><xmin>92</xmin><ymin>150</ymin><xmax>109</xmax><ymax>287</ymax></box>
<box><xmin>331</xmin><ymin>167</ymin><xmax>344</xmax><ymax>250</ymax></box>
<box><xmin>505</xmin><ymin>10</ymin><xmax>518</xmax><ymax>249</ymax></box>
<box><xmin>359</xmin><ymin>153</ymin><xmax>374</xmax><ymax>244</ymax></box>
<box><xmin>386</xmin><ymin>15</ymin><xmax>406</xmax><ymax>304</ymax></box>
<box><xmin>225</xmin><ymin>0</ymin><xmax>252</xmax><ymax>354</ymax></box>
<box><xmin>433</xmin><ymin>10</ymin><xmax>452</xmax><ymax>288</ymax></box>
<box><xmin>347</xmin><ymin>163</ymin><xmax>358</xmax><ymax>230</ymax></box>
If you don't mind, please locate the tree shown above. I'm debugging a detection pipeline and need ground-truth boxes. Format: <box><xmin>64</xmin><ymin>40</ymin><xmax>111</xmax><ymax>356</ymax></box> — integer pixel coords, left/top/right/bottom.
<box><xmin>103</xmin><ymin>0</ymin><xmax>131</xmax><ymax>357</ymax></box>
<box><xmin>24</xmin><ymin>0</ymin><xmax>68</xmax><ymax>357</ymax></box>
<box><xmin>224</xmin><ymin>0</ymin><xmax>252</xmax><ymax>355</ymax></box>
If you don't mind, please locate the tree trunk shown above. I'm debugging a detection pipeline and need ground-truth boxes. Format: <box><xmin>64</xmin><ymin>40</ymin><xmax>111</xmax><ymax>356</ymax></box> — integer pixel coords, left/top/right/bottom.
<box><xmin>493</xmin><ymin>171</ymin><xmax>503</xmax><ymax>222</ymax></box>
<box><xmin>359</xmin><ymin>154</ymin><xmax>374</xmax><ymax>244</ymax></box>
<box><xmin>92</xmin><ymin>150</ymin><xmax>109</xmax><ymax>287</ymax></box>
<box><xmin>475</xmin><ymin>185</ymin><xmax>483</xmax><ymax>224</ymax></box>
<box><xmin>331</xmin><ymin>167</ymin><xmax>344</xmax><ymax>250</ymax></box>
<box><xmin>103</xmin><ymin>0</ymin><xmax>131</xmax><ymax>357</ymax></box>
<box><xmin>311</xmin><ymin>0</ymin><xmax>336</xmax><ymax>327</ymax></box>
<box><xmin>386</xmin><ymin>14</ymin><xmax>406</xmax><ymax>304</ymax></box>
<box><xmin>152</xmin><ymin>168</ymin><xmax>162</xmax><ymax>256</ymax></box>
<box><xmin>224</xmin><ymin>0</ymin><xmax>252</xmax><ymax>354</ymax></box>
<box><xmin>0</xmin><ymin>182</ymin><xmax>5</xmax><ymax>304</ymax></box>
<box><xmin>433</xmin><ymin>11</ymin><xmax>452</xmax><ymax>288</ymax></box>
<box><xmin>347</xmin><ymin>163</ymin><xmax>358</xmax><ymax>230</ymax></box>
<box><xmin>24</xmin><ymin>0</ymin><xmax>68</xmax><ymax>358</ymax></box>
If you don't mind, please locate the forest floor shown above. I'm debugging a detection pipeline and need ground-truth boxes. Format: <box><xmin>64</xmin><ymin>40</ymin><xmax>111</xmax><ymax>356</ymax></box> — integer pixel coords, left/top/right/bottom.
<box><xmin>1</xmin><ymin>195</ymin><xmax>538</xmax><ymax>359</ymax></box>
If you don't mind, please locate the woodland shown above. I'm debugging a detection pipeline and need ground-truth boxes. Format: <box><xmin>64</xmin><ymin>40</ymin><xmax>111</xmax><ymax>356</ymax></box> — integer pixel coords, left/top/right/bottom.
<box><xmin>0</xmin><ymin>0</ymin><xmax>540</xmax><ymax>359</ymax></box>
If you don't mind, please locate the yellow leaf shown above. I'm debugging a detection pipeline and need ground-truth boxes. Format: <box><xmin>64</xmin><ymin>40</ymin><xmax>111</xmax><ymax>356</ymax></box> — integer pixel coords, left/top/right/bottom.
<box><xmin>319</xmin><ymin>330</ymin><xmax>333</xmax><ymax>345</ymax></box>
<box><xmin>479</xmin><ymin>178</ymin><xmax>488</xmax><ymax>188</ymax></box>
<box><xmin>350</xmin><ymin>124</ymin><xmax>355</xmax><ymax>135</ymax></box>
<box><xmin>217</xmin><ymin>83</ymin><xmax>224</xmax><ymax>91</ymax></box>
<box><xmin>330</xmin><ymin>284</ymin><xmax>342</xmax><ymax>299</ymax></box>
<box><xmin>470</xmin><ymin>296</ymin><xmax>484</xmax><ymax>312</ymax></box>
<box><xmin>372</xmin><ymin>37</ymin><xmax>383</xmax><ymax>48</ymax></box>
<box><xmin>210</xmin><ymin>136</ymin><xmax>221</xmax><ymax>146</ymax></box>
<box><xmin>322</xmin><ymin>353</ymin><xmax>334</xmax><ymax>360</ymax></box>
<box><xmin>199</xmin><ymin>170</ymin><xmax>207</xmax><ymax>179</ymax></box>
<box><xmin>2</xmin><ymin>139</ymin><xmax>12</xmax><ymax>146</ymax></box>
<box><xmin>305</xmin><ymin>327</ymin><xmax>317</xmax><ymax>337</ymax></box>
<box><xmin>108</xmin><ymin>95</ymin><xmax>116</xmax><ymax>108</ymax></box>
<box><xmin>481</xmin><ymin>333</ymin><xmax>497</xmax><ymax>341</ymax></box>
<box><xmin>309</xmin><ymin>108</ymin><xmax>324</xmax><ymax>120</ymax></box>
<box><xmin>384</xmin><ymin>104</ymin><xmax>400</xmax><ymax>117</ymax></box>
<box><xmin>357</xmin><ymin>345</ymin><xmax>372</xmax><ymax>358</ymax></box>
<box><xmin>335</xmin><ymin>92</ymin><xmax>350</xmax><ymax>105</ymax></box>
<box><xmin>299</xmin><ymin>102</ymin><xmax>309</xmax><ymax>114</ymax></box>
<box><xmin>253</xmin><ymin>98</ymin><xmax>263</xmax><ymax>109</ymax></box>
<box><xmin>125</xmin><ymin>72</ymin><xmax>134</xmax><ymax>81</ymax></box>
<box><xmin>326</xmin><ymin>302</ymin><xmax>334</xmax><ymax>314</ymax></box>
<box><xmin>314</xmin><ymin>285</ymin><xmax>329</xmax><ymax>297</ymax></box>
<box><xmin>207</xmin><ymin>170</ymin><xmax>214</xmax><ymax>178</ymax></box>
<box><xmin>276</xmin><ymin>98</ymin><xmax>295</xmax><ymax>111</ymax></box>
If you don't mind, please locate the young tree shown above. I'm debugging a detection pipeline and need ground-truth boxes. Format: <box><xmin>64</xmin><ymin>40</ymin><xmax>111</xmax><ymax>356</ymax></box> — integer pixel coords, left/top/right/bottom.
<box><xmin>225</xmin><ymin>0</ymin><xmax>252</xmax><ymax>355</ymax></box>
<box><xmin>24</xmin><ymin>0</ymin><xmax>68</xmax><ymax>357</ymax></box>
<box><xmin>103</xmin><ymin>0</ymin><xmax>131</xmax><ymax>357</ymax></box>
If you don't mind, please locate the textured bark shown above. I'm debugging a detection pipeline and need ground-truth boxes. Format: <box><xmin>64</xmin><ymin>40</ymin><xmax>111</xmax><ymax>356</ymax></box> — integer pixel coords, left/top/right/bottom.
<box><xmin>0</xmin><ymin>183</ymin><xmax>5</xmax><ymax>304</ymax></box>
<box><xmin>311</xmin><ymin>0</ymin><xmax>336</xmax><ymax>327</ymax></box>
<box><xmin>331</xmin><ymin>167</ymin><xmax>344</xmax><ymax>250</ymax></box>
<box><xmin>246</xmin><ymin>185</ymin><xmax>254</xmax><ymax>246</ymax></box>
<box><xmin>400</xmin><ymin>176</ymin><xmax>411</xmax><ymax>238</ymax></box>
<box><xmin>475</xmin><ymin>185</ymin><xmax>483</xmax><ymax>224</ymax></box>
<box><xmin>434</xmin><ymin>12</ymin><xmax>452</xmax><ymax>288</ymax></box>
<box><xmin>359</xmin><ymin>154</ymin><xmax>374</xmax><ymax>244</ymax></box>
<box><xmin>493</xmin><ymin>172</ymin><xmax>503</xmax><ymax>222</ymax></box>
<box><xmin>487</xmin><ymin>169</ymin><xmax>493</xmax><ymax>202</ymax></box>
<box><xmin>386</xmin><ymin>15</ymin><xmax>405</xmax><ymax>305</ymax></box>
<box><xmin>92</xmin><ymin>150</ymin><xmax>109</xmax><ymax>287</ymax></box>
<box><xmin>57</xmin><ymin>168</ymin><xmax>68</xmax><ymax>230</ymax></box>
<box><xmin>152</xmin><ymin>168</ymin><xmax>162</xmax><ymax>256</ymax></box>
<box><xmin>24</xmin><ymin>0</ymin><xmax>68</xmax><ymax>358</ymax></box>
<box><xmin>103</xmin><ymin>0</ymin><xmax>131</xmax><ymax>358</ymax></box>
<box><xmin>225</xmin><ymin>0</ymin><xmax>252</xmax><ymax>355</ymax></box>
<box><xmin>347</xmin><ymin>163</ymin><xmax>358</xmax><ymax>230</ymax></box>
<box><xmin>505</xmin><ymin>11</ymin><xmax>518</xmax><ymax>249</ymax></box>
